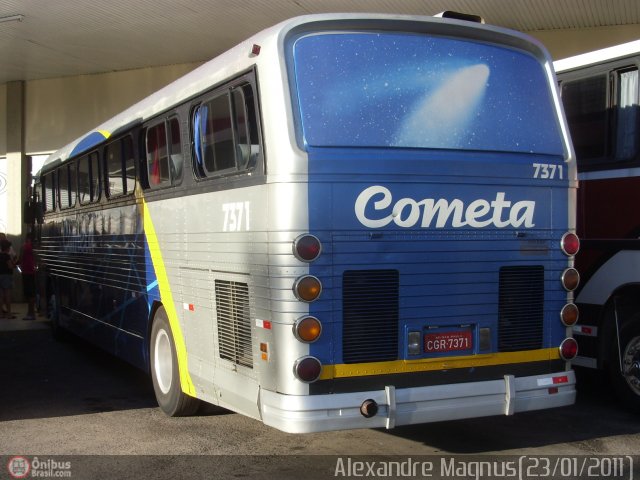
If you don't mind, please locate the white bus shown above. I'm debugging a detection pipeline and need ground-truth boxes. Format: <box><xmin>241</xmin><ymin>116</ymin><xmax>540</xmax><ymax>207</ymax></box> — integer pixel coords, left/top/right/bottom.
<box><xmin>556</xmin><ymin>40</ymin><xmax>640</xmax><ymax>411</ymax></box>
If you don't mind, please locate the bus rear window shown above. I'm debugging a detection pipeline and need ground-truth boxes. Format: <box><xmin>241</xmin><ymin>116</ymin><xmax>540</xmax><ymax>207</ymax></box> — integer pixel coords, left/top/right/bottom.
<box><xmin>291</xmin><ymin>32</ymin><xmax>564</xmax><ymax>155</ymax></box>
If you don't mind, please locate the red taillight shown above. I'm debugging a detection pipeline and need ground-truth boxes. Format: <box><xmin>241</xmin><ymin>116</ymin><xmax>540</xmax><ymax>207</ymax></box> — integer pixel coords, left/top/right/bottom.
<box><xmin>561</xmin><ymin>232</ymin><xmax>580</xmax><ymax>256</ymax></box>
<box><xmin>559</xmin><ymin>338</ymin><xmax>578</xmax><ymax>360</ymax></box>
<box><xmin>293</xmin><ymin>356</ymin><xmax>322</xmax><ymax>383</ymax></box>
<box><xmin>293</xmin><ymin>234</ymin><xmax>322</xmax><ymax>262</ymax></box>
<box><xmin>560</xmin><ymin>303</ymin><xmax>579</xmax><ymax>326</ymax></box>
<box><xmin>561</xmin><ymin>268</ymin><xmax>580</xmax><ymax>291</ymax></box>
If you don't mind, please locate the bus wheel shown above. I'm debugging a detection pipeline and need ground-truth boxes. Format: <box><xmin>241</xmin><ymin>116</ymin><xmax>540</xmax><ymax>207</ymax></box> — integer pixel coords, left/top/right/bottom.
<box><xmin>150</xmin><ymin>306</ymin><xmax>200</xmax><ymax>416</ymax></box>
<box><xmin>609</xmin><ymin>321</ymin><xmax>640</xmax><ymax>413</ymax></box>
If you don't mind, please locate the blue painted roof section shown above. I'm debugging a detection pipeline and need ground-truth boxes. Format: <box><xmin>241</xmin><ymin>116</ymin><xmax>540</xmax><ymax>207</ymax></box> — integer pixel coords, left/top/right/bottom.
<box><xmin>69</xmin><ymin>131</ymin><xmax>110</xmax><ymax>157</ymax></box>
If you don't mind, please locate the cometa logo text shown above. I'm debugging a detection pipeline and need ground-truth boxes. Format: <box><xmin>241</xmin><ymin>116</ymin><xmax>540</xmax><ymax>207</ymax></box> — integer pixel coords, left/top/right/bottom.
<box><xmin>354</xmin><ymin>185</ymin><xmax>536</xmax><ymax>229</ymax></box>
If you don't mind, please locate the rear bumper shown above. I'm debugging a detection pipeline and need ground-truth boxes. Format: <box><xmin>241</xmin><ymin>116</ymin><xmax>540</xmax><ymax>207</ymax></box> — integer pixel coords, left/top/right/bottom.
<box><xmin>259</xmin><ymin>370</ymin><xmax>576</xmax><ymax>433</ymax></box>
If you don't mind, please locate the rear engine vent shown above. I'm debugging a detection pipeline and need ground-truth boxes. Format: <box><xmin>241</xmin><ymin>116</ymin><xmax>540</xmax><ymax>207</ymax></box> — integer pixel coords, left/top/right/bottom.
<box><xmin>498</xmin><ymin>266</ymin><xmax>544</xmax><ymax>352</ymax></box>
<box><xmin>215</xmin><ymin>280</ymin><xmax>253</xmax><ymax>369</ymax></box>
<box><xmin>343</xmin><ymin>270</ymin><xmax>399</xmax><ymax>364</ymax></box>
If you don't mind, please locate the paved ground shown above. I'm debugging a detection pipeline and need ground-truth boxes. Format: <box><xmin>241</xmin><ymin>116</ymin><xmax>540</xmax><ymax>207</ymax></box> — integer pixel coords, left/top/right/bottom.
<box><xmin>1</xmin><ymin>305</ymin><xmax>639</xmax><ymax>478</ymax></box>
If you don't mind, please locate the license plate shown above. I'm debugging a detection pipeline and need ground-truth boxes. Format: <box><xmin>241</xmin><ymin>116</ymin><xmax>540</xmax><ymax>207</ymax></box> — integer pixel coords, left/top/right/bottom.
<box><xmin>424</xmin><ymin>331</ymin><xmax>473</xmax><ymax>353</ymax></box>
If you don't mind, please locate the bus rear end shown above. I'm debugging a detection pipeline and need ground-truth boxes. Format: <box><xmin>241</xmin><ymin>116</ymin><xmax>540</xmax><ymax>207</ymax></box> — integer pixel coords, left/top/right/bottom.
<box><xmin>257</xmin><ymin>15</ymin><xmax>578</xmax><ymax>433</ymax></box>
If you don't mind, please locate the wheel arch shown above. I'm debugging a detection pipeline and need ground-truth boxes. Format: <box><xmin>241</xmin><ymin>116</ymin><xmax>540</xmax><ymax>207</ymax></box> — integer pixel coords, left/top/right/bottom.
<box><xmin>598</xmin><ymin>283</ymin><xmax>640</xmax><ymax>369</ymax></box>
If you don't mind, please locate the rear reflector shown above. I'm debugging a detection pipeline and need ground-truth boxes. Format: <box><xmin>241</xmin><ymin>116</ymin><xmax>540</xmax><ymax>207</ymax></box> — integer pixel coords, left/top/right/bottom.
<box><xmin>561</xmin><ymin>268</ymin><xmax>580</xmax><ymax>291</ymax></box>
<box><xmin>293</xmin><ymin>234</ymin><xmax>322</xmax><ymax>262</ymax></box>
<box><xmin>559</xmin><ymin>338</ymin><xmax>578</xmax><ymax>360</ymax></box>
<box><xmin>293</xmin><ymin>275</ymin><xmax>322</xmax><ymax>302</ymax></box>
<box><xmin>293</xmin><ymin>356</ymin><xmax>322</xmax><ymax>383</ymax></box>
<box><xmin>560</xmin><ymin>303</ymin><xmax>579</xmax><ymax>326</ymax></box>
<box><xmin>561</xmin><ymin>232</ymin><xmax>580</xmax><ymax>256</ymax></box>
<box><xmin>294</xmin><ymin>316</ymin><xmax>322</xmax><ymax>343</ymax></box>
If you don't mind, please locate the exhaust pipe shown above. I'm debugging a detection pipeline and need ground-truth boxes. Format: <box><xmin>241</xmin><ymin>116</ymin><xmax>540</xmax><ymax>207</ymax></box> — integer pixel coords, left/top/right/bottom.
<box><xmin>360</xmin><ymin>399</ymin><xmax>379</xmax><ymax>418</ymax></box>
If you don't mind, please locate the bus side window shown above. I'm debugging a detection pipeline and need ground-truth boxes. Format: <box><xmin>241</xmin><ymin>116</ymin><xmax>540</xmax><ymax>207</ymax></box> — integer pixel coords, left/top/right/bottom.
<box><xmin>68</xmin><ymin>161</ymin><xmax>77</xmax><ymax>207</ymax></box>
<box><xmin>203</xmin><ymin>92</ymin><xmax>235</xmax><ymax>173</ymax></box>
<box><xmin>78</xmin><ymin>155</ymin><xmax>91</xmax><ymax>204</ymax></box>
<box><xmin>89</xmin><ymin>152</ymin><xmax>101</xmax><ymax>201</ymax></box>
<box><xmin>168</xmin><ymin>117</ymin><xmax>183</xmax><ymax>183</ymax></box>
<box><xmin>123</xmin><ymin>137</ymin><xmax>136</xmax><ymax>195</ymax></box>
<box><xmin>43</xmin><ymin>171</ymin><xmax>56</xmax><ymax>212</ymax></box>
<box><xmin>58</xmin><ymin>165</ymin><xmax>70</xmax><ymax>209</ymax></box>
<box><xmin>145</xmin><ymin>117</ymin><xmax>183</xmax><ymax>189</ymax></box>
<box><xmin>105</xmin><ymin>136</ymin><xmax>135</xmax><ymax>197</ymax></box>
<box><xmin>146</xmin><ymin>122</ymin><xmax>170</xmax><ymax>187</ymax></box>
<box><xmin>192</xmin><ymin>104</ymin><xmax>206</xmax><ymax>177</ymax></box>
<box><xmin>561</xmin><ymin>75</ymin><xmax>608</xmax><ymax>162</ymax></box>
<box><xmin>39</xmin><ymin>180</ymin><xmax>47</xmax><ymax>213</ymax></box>
<box><xmin>615</xmin><ymin>68</ymin><xmax>639</xmax><ymax>161</ymax></box>
<box><xmin>192</xmin><ymin>82</ymin><xmax>260</xmax><ymax>179</ymax></box>
<box><xmin>562</xmin><ymin>67</ymin><xmax>639</xmax><ymax>169</ymax></box>
<box><xmin>239</xmin><ymin>83</ymin><xmax>261</xmax><ymax>171</ymax></box>
<box><xmin>77</xmin><ymin>153</ymin><xmax>100</xmax><ymax>204</ymax></box>
<box><xmin>105</xmin><ymin>141</ymin><xmax>124</xmax><ymax>197</ymax></box>
<box><xmin>232</xmin><ymin>85</ymin><xmax>261</xmax><ymax>171</ymax></box>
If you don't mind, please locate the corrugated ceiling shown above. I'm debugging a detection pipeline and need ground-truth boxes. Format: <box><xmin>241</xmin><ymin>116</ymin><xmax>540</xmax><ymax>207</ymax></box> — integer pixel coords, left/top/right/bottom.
<box><xmin>0</xmin><ymin>0</ymin><xmax>639</xmax><ymax>84</ymax></box>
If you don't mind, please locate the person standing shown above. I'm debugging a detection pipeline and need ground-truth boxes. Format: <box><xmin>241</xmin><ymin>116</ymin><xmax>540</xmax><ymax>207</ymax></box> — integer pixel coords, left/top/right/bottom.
<box><xmin>0</xmin><ymin>239</ymin><xmax>15</xmax><ymax>319</ymax></box>
<box><xmin>19</xmin><ymin>233</ymin><xmax>37</xmax><ymax>320</ymax></box>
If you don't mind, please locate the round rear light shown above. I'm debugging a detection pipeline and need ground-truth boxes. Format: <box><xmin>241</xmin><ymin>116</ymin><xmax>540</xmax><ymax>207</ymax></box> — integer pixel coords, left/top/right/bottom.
<box><xmin>293</xmin><ymin>356</ymin><xmax>322</xmax><ymax>383</ymax></box>
<box><xmin>293</xmin><ymin>275</ymin><xmax>322</xmax><ymax>302</ymax></box>
<box><xmin>561</xmin><ymin>232</ymin><xmax>580</xmax><ymax>256</ymax></box>
<box><xmin>559</xmin><ymin>337</ymin><xmax>578</xmax><ymax>360</ymax></box>
<box><xmin>293</xmin><ymin>234</ymin><xmax>322</xmax><ymax>262</ymax></box>
<box><xmin>561</xmin><ymin>268</ymin><xmax>580</xmax><ymax>291</ymax></box>
<box><xmin>560</xmin><ymin>303</ymin><xmax>579</xmax><ymax>326</ymax></box>
<box><xmin>294</xmin><ymin>316</ymin><xmax>322</xmax><ymax>343</ymax></box>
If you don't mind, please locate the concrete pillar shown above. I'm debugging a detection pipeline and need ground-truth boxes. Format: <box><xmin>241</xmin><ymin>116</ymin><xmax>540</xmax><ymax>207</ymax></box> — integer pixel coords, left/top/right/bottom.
<box><xmin>5</xmin><ymin>81</ymin><xmax>28</xmax><ymax>303</ymax></box>
<box><xmin>5</xmin><ymin>81</ymin><xmax>27</xmax><ymax>241</ymax></box>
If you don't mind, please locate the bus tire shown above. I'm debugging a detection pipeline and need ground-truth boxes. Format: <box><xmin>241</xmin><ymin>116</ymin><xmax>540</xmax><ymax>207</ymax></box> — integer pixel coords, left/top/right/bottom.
<box><xmin>609</xmin><ymin>320</ymin><xmax>640</xmax><ymax>414</ymax></box>
<box><xmin>150</xmin><ymin>306</ymin><xmax>200</xmax><ymax>416</ymax></box>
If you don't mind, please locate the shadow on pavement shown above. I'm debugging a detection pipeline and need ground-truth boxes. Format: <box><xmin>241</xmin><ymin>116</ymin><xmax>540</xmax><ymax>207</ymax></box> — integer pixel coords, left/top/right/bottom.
<box><xmin>0</xmin><ymin>313</ymin><xmax>230</xmax><ymax>422</ymax></box>
<box><xmin>0</xmin><ymin>326</ymin><xmax>157</xmax><ymax>422</ymax></box>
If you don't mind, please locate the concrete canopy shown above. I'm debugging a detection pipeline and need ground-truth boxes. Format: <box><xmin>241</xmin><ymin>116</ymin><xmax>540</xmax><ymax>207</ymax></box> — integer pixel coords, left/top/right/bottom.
<box><xmin>1</xmin><ymin>0</ymin><xmax>639</xmax><ymax>84</ymax></box>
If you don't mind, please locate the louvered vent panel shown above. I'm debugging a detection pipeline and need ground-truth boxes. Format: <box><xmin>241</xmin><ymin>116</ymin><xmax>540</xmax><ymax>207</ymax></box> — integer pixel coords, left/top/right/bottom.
<box><xmin>215</xmin><ymin>280</ymin><xmax>253</xmax><ymax>369</ymax></box>
<box><xmin>498</xmin><ymin>266</ymin><xmax>544</xmax><ymax>352</ymax></box>
<box><xmin>343</xmin><ymin>270</ymin><xmax>399</xmax><ymax>364</ymax></box>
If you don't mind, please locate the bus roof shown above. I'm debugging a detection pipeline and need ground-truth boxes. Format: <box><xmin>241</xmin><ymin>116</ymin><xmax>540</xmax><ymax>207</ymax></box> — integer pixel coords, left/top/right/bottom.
<box><xmin>554</xmin><ymin>39</ymin><xmax>640</xmax><ymax>73</ymax></box>
<box><xmin>39</xmin><ymin>13</ymin><xmax>551</xmax><ymax>175</ymax></box>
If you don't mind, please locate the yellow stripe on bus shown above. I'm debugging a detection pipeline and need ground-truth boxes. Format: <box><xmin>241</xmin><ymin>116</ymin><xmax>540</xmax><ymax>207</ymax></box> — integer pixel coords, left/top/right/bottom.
<box><xmin>319</xmin><ymin>348</ymin><xmax>561</xmax><ymax>380</ymax></box>
<box><xmin>142</xmin><ymin>198</ymin><xmax>196</xmax><ymax>397</ymax></box>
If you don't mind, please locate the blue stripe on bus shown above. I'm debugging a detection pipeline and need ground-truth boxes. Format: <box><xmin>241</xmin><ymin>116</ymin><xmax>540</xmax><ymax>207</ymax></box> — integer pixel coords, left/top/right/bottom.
<box><xmin>146</xmin><ymin>279</ymin><xmax>159</xmax><ymax>293</ymax></box>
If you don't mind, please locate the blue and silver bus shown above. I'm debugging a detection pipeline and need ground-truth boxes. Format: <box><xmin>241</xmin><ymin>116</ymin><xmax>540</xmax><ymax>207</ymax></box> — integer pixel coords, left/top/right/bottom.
<box><xmin>33</xmin><ymin>13</ymin><xmax>579</xmax><ymax>433</ymax></box>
